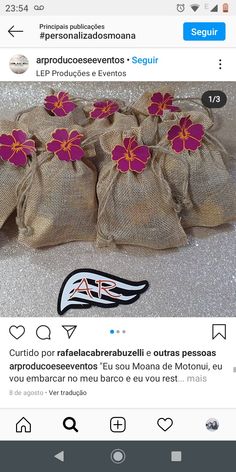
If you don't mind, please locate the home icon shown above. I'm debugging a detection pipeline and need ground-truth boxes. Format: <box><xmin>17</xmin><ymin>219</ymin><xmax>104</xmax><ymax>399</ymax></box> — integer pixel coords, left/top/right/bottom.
<box><xmin>16</xmin><ymin>417</ymin><xmax>31</xmax><ymax>433</ymax></box>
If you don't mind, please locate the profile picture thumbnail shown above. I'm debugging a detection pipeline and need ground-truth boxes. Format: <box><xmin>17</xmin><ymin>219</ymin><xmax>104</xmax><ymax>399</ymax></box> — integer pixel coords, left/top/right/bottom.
<box><xmin>206</xmin><ymin>418</ymin><xmax>219</xmax><ymax>431</ymax></box>
<box><xmin>9</xmin><ymin>54</ymin><xmax>29</xmax><ymax>74</ymax></box>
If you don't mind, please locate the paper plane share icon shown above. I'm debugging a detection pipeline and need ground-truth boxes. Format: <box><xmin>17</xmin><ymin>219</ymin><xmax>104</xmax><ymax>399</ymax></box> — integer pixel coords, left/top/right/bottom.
<box><xmin>62</xmin><ymin>325</ymin><xmax>77</xmax><ymax>339</ymax></box>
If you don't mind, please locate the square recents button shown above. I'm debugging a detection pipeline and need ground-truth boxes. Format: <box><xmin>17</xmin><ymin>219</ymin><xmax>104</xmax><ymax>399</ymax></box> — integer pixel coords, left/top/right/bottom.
<box><xmin>171</xmin><ymin>451</ymin><xmax>182</xmax><ymax>462</ymax></box>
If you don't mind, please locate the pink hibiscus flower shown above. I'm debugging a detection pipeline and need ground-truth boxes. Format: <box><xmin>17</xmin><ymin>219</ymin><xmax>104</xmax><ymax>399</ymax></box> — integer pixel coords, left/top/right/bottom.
<box><xmin>0</xmin><ymin>129</ymin><xmax>36</xmax><ymax>167</ymax></box>
<box><xmin>90</xmin><ymin>100</ymin><xmax>119</xmax><ymax>119</ymax></box>
<box><xmin>148</xmin><ymin>92</ymin><xmax>181</xmax><ymax>116</ymax></box>
<box><xmin>167</xmin><ymin>115</ymin><xmax>205</xmax><ymax>153</ymax></box>
<box><xmin>44</xmin><ymin>91</ymin><xmax>76</xmax><ymax>117</ymax></box>
<box><xmin>46</xmin><ymin>129</ymin><xmax>85</xmax><ymax>161</ymax></box>
<box><xmin>112</xmin><ymin>136</ymin><xmax>150</xmax><ymax>173</ymax></box>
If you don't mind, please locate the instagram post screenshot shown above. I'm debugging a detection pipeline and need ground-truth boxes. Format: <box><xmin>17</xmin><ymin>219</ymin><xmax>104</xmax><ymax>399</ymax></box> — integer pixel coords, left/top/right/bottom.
<box><xmin>0</xmin><ymin>1</ymin><xmax>236</xmax><ymax>470</ymax></box>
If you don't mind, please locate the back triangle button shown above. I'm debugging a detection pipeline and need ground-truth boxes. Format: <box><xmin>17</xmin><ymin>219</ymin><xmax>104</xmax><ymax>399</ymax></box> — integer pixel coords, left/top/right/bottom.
<box><xmin>54</xmin><ymin>451</ymin><xmax>65</xmax><ymax>462</ymax></box>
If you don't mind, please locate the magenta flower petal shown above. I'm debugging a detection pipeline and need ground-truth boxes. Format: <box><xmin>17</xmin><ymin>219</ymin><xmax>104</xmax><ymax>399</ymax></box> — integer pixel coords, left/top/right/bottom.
<box><xmin>62</xmin><ymin>101</ymin><xmax>77</xmax><ymax>114</ymax></box>
<box><xmin>93</xmin><ymin>101</ymin><xmax>106</xmax><ymax>108</ymax></box>
<box><xmin>0</xmin><ymin>129</ymin><xmax>35</xmax><ymax>167</ymax></box>
<box><xmin>45</xmin><ymin>91</ymin><xmax>76</xmax><ymax>117</ymax></box>
<box><xmin>168</xmin><ymin>125</ymin><xmax>181</xmax><ymax>140</ymax></box>
<box><xmin>163</xmin><ymin>93</ymin><xmax>172</xmax><ymax>102</ymax></box>
<box><xmin>23</xmin><ymin>139</ymin><xmax>36</xmax><ymax>151</ymax></box>
<box><xmin>90</xmin><ymin>100</ymin><xmax>119</xmax><ymax>120</ymax></box>
<box><xmin>112</xmin><ymin>145</ymin><xmax>126</xmax><ymax>161</ymax></box>
<box><xmin>47</xmin><ymin>141</ymin><xmax>62</xmax><ymax>153</ymax></box>
<box><xmin>52</xmin><ymin>107</ymin><xmax>68</xmax><ymax>117</ymax></box>
<box><xmin>46</xmin><ymin>128</ymin><xmax>85</xmax><ymax>162</ymax></box>
<box><xmin>58</xmin><ymin>91</ymin><xmax>68</xmax><ymax>100</ymax></box>
<box><xmin>9</xmin><ymin>150</ymin><xmax>27</xmax><ymax>167</ymax></box>
<box><xmin>45</xmin><ymin>95</ymin><xmax>58</xmax><ymax>104</ymax></box>
<box><xmin>148</xmin><ymin>103</ymin><xmax>163</xmax><ymax>116</ymax></box>
<box><xmin>0</xmin><ymin>146</ymin><xmax>15</xmax><ymax>161</ymax></box>
<box><xmin>112</xmin><ymin>137</ymin><xmax>150</xmax><ymax>173</ymax></box>
<box><xmin>188</xmin><ymin>124</ymin><xmax>204</xmax><ymax>140</ymax></box>
<box><xmin>52</xmin><ymin>129</ymin><xmax>69</xmax><ymax>142</ymax></box>
<box><xmin>69</xmin><ymin>146</ymin><xmax>85</xmax><ymax>161</ymax></box>
<box><xmin>148</xmin><ymin>92</ymin><xmax>181</xmax><ymax>116</ymax></box>
<box><xmin>70</xmin><ymin>138</ymin><xmax>83</xmax><ymax>146</ymax></box>
<box><xmin>0</xmin><ymin>134</ymin><xmax>14</xmax><ymax>145</ymax></box>
<box><xmin>151</xmin><ymin>92</ymin><xmax>163</xmax><ymax>103</ymax></box>
<box><xmin>185</xmin><ymin>137</ymin><xmax>202</xmax><ymax>151</ymax></box>
<box><xmin>180</xmin><ymin>116</ymin><xmax>192</xmax><ymax>129</ymax></box>
<box><xmin>130</xmin><ymin>159</ymin><xmax>146</xmax><ymax>173</ymax></box>
<box><xmin>56</xmin><ymin>149</ymin><xmax>71</xmax><ymax>161</ymax></box>
<box><xmin>45</xmin><ymin>102</ymin><xmax>56</xmax><ymax>111</ymax></box>
<box><xmin>133</xmin><ymin>146</ymin><xmax>150</xmax><ymax>162</ymax></box>
<box><xmin>69</xmin><ymin>130</ymin><xmax>83</xmax><ymax>141</ymax></box>
<box><xmin>110</xmin><ymin>105</ymin><xmax>119</xmax><ymax>113</ymax></box>
<box><xmin>123</xmin><ymin>138</ymin><xmax>138</xmax><ymax>150</ymax></box>
<box><xmin>90</xmin><ymin>108</ymin><xmax>104</xmax><ymax>119</ymax></box>
<box><xmin>169</xmin><ymin>105</ymin><xmax>181</xmax><ymax>112</ymax></box>
<box><xmin>168</xmin><ymin>115</ymin><xmax>205</xmax><ymax>153</ymax></box>
<box><xmin>96</xmin><ymin>111</ymin><xmax>107</xmax><ymax>119</ymax></box>
<box><xmin>117</xmin><ymin>157</ymin><xmax>130</xmax><ymax>173</ymax></box>
<box><xmin>172</xmin><ymin>137</ymin><xmax>184</xmax><ymax>153</ymax></box>
<box><xmin>12</xmin><ymin>129</ymin><xmax>27</xmax><ymax>143</ymax></box>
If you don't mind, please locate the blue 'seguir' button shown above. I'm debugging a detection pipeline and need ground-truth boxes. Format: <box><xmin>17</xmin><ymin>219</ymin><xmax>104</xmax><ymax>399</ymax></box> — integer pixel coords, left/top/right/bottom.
<box><xmin>183</xmin><ymin>22</ymin><xmax>226</xmax><ymax>41</ymax></box>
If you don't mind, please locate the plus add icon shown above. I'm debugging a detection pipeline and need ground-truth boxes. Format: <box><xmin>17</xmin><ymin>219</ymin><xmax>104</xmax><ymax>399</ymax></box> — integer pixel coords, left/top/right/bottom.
<box><xmin>110</xmin><ymin>417</ymin><xmax>126</xmax><ymax>433</ymax></box>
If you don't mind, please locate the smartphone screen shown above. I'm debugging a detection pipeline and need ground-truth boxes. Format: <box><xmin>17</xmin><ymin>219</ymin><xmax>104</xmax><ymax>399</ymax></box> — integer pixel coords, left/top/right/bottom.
<box><xmin>0</xmin><ymin>1</ymin><xmax>235</xmax><ymax>470</ymax></box>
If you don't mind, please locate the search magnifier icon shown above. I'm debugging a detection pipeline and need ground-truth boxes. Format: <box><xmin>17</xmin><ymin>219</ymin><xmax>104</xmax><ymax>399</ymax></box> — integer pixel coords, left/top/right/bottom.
<box><xmin>63</xmin><ymin>417</ymin><xmax>78</xmax><ymax>432</ymax></box>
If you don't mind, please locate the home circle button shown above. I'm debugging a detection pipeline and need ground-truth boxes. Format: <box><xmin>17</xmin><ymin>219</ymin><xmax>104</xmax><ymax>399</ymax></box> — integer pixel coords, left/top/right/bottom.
<box><xmin>110</xmin><ymin>449</ymin><xmax>126</xmax><ymax>464</ymax></box>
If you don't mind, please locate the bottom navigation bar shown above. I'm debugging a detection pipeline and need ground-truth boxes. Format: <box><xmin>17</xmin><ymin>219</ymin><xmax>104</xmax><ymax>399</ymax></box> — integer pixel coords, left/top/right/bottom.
<box><xmin>1</xmin><ymin>408</ymin><xmax>236</xmax><ymax>441</ymax></box>
<box><xmin>0</xmin><ymin>441</ymin><xmax>235</xmax><ymax>471</ymax></box>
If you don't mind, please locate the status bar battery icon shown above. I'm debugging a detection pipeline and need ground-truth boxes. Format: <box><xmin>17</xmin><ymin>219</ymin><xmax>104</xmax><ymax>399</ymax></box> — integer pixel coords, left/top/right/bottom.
<box><xmin>222</xmin><ymin>3</ymin><xmax>229</xmax><ymax>12</ymax></box>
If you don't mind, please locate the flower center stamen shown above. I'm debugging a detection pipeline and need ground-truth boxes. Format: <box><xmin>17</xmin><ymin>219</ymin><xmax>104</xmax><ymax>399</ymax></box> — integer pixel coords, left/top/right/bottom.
<box><xmin>102</xmin><ymin>104</ymin><xmax>111</xmax><ymax>113</ymax></box>
<box><xmin>55</xmin><ymin>100</ymin><xmax>63</xmax><ymax>108</ymax></box>
<box><xmin>124</xmin><ymin>149</ymin><xmax>135</xmax><ymax>161</ymax></box>
<box><xmin>12</xmin><ymin>141</ymin><xmax>23</xmax><ymax>152</ymax></box>
<box><xmin>179</xmin><ymin>129</ymin><xmax>190</xmax><ymax>140</ymax></box>
<box><xmin>61</xmin><ymin>140</ymin><xmax>71</xmax><ymax>151</ymax></box>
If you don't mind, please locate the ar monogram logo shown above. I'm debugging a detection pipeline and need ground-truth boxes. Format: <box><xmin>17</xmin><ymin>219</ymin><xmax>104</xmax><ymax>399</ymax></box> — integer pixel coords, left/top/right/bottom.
<box><xmin>57</xmin><ymin>269</ymin><xmax>149</xmax><ymax>315</ymax></box>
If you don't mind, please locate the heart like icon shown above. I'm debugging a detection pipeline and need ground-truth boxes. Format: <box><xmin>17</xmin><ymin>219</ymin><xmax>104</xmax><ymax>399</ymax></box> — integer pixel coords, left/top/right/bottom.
<box><xmin>157</xmin><ymin>417</ymin><xmax>173</xmax><ymax>432</ymax></box>
<box><xmin>9</xmin><ymin>325</ymin><xmax>25</xmax><ymax>340</ymax></box>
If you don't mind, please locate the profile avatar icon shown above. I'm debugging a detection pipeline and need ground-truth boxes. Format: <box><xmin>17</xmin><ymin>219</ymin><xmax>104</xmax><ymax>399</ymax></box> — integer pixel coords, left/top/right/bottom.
<box><xmin>9</xmin><ymin>54</ymin><xmax>29</xmax><ymax>74</ymax></box>
<box><xmin>206</xmin><ymin>418</ymin><xmax>219</xmax><ymax>431</ymax></box>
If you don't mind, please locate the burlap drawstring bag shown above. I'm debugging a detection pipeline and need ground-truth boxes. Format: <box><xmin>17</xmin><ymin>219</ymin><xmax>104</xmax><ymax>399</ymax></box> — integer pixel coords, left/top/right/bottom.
<box><xmin>96</xmin><ymin>128</ymin><xmax>187</xmax><ymax>249</ymax></box>
<box><xmin>82</xmin><ymin>98</ymin><xmax>138</xmax><ymax>159</ymax></box>
<box><xmin>0</xmin><ymin>120</ymin><xmax>31</xmax><ymax>228</ymax></box>
<box><xmin>16</xmin><ymin>126</ymin><xmax>98</xmax><ymax>248</ymax></box>
<box><xmin>157</xmin><ymin>111</ymin><xmax>236</xmax><ymax>228</ymax></box>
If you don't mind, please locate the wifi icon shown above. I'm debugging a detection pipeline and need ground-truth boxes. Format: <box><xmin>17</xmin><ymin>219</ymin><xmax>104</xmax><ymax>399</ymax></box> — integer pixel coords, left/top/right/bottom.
<box><xmin>191</xmin><ymin>3</ymin><xmax>200</xmax><ymax>11</ymax></box>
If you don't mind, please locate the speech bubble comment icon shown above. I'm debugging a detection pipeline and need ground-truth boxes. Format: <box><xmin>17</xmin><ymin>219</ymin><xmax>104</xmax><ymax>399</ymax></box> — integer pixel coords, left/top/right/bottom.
<box><xmin>36</xmin><ymin>325</ymin><xmax>51</xmax><ymax>340</ymax></box>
